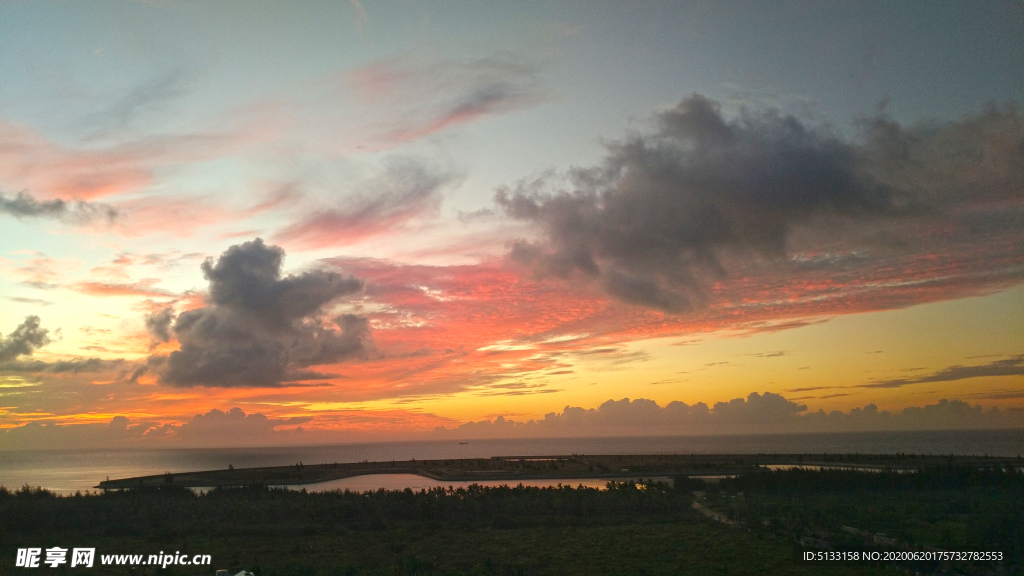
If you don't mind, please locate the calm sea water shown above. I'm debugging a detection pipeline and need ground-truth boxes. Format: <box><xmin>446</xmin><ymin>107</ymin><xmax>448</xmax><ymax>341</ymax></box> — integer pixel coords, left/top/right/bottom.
<box><xmin>1</xmin><ymin>429</ymin><xmax>1020</xmax><ymax>494</ymax></box>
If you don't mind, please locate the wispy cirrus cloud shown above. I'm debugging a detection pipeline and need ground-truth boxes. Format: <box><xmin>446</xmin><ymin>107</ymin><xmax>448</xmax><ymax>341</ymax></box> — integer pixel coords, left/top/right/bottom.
<box><xmin>2</xmin><ymin>296</ymin><xmax>54</xmax><ymax>306</ymax></box>
<box><xmin>348</xmin><ymin>55</ymin><xmax>545</xmax><ymax>145</ymax></box>
<box><xmin>859</xmin><ymin>355</ymin><xmax>1024</xmax><ymax>389</ymax></box>
<box><xmin>88</xmin><ymin>251</ymin><xmax>204</xmax><ymax>281</ymax></box>
<box><xmin>0</xmin><ymin>119</ymin><xmax>155</xmax><ymax>200</ymax></box>
<box><xmin>0</xmin><ymin>73</ymin><xmax>274</xmax><ymax>205</ymax></box>
<box><xmin>70</xmin><ymin>279</ymin><xmax>177</xmax><ymax>299</ymax></box>
<box><xmin>346</xmin><ymin>0</ymin><xmax>369</xmax><ymax>34</ymax></box>
<box><xmin>111</xmin><ymin>193</ymin><xmax>236</xmax><ymax>237</ymax></box>
<box><xmin>81</xmin><ymin>69</ymin><xmax>190</xmax><ymax>138</ymax></box>
<box><xmin>0</xmin><ymin>252</ymin><xmax>80</xmax><ymax>290</ymax></box>
<box><xmin>273</xmin><ymin>158</ymin><xmax>462</xmax><ymax>250</ymax></box>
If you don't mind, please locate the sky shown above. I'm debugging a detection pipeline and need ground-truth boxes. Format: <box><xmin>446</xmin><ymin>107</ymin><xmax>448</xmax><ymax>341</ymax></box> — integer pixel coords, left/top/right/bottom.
<box><xmin>0</xmin><ymin>0</ymin><xmax>1022</xmax><ymax>448</ymax></box>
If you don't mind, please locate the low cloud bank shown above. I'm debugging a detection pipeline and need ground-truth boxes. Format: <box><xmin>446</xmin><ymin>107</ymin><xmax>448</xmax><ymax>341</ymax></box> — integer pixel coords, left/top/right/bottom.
<box><xmin>0</xmin><ymin>408</ymin><xmax>314</xmax><ymax>450</ymax></box>
<box><xmin>2</xmin><ymin>394</ymin><xmax>1019</xmax><ymax>450</ymax></box>
<box><xmin>435</xmin><ymin>393</ymin><xmax>1024</xmax><ymax>438</ymax></box>
<box><xmin>0</xmin><ymin>406</ymin><xmax>458</xmax><ymax>450</ymax></box>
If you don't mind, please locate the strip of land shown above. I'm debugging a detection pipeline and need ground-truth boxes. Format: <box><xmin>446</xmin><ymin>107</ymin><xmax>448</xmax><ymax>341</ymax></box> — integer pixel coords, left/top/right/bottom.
<box><xmin>95</xmin><ymin>453</ymin><xmax>1021</xmax><ymax>489</ymax></box>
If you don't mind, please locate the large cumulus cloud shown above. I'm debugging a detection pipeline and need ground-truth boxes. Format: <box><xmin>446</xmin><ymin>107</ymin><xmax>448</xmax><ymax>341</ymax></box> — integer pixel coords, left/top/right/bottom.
<box><xmin>149</xmin><ymin>238</ymin><xmax>370</xmax><ymax>387</ymax></box>
<box><xmin>0</xmin><ymin>407</ymin><xmax>314</xmax><ymax>450</ymax></box>
<box><xmin>497</xmin><ymin>95</ymin><xmax>1023</xmax><ymax>311</ymax></box>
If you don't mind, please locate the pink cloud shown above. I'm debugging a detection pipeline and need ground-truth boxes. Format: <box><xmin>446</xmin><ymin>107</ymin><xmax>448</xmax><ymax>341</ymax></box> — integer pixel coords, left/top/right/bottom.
<box><xmin>70</xmin><ymin>279</ymin><xmax>176</xmax><ymax>299</ymax></box>
<box><xmin>112</xmin><ymin>194</ymin><xmax>234</xmax><ymax>237</ymax></box>
<box><xmin>308</xmin><ymin>218</ymin><xmax>1023</xmax><ymax>401</ymax></box>
<box><xmin>0</xmin><ymin>111</ymin><xmax>278</xmax><ymax>205</ymax></box>
<box><xmin>0</xmin><ymin>253</ymin><xmax>81</xmax><ymax>289</ymax></box>
<box><xmin>346</xmin><ymin>56</ymin><xmax>544</xmax><ymax>146</ymax></box>
<box><xmin>0</xmin><ymin>120</ymin><xmax>155</xmax><ymax>200</ymax></box>
<box><xmin>272</xmin><ymin>159</ymin><xmax>459</xmax><ymax>250</ymax></box>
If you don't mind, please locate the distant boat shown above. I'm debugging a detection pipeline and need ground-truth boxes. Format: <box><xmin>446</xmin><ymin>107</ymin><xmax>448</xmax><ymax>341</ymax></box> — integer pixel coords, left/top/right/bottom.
<box><xmin>459</xmin><ymin>442</ymin><xmax>469</xmax><ymax>445</ymax></box>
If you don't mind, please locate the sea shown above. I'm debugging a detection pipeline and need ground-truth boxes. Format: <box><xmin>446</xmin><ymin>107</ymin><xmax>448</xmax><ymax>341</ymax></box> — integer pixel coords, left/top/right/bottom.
<box><xmin>1</xmin><ymin>429</ymin><xmax>1021</xmax><ymax>494</ymax></box>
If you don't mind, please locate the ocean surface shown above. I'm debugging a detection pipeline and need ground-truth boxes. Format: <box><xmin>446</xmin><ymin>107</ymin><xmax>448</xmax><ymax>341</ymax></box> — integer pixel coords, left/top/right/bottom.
<box><xmin>2</xmin><ymin>429</ymin><xmax>1020</xmax><ymax>494</ymax></box>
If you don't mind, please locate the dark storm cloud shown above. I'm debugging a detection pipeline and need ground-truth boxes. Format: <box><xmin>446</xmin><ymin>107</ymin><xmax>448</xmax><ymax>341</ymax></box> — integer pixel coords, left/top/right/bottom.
<box><xmin>144</xmin><ymin>307</ymin><xmax>175</xmax><ymax>345</ymax></box>
<box><xmin>200</xmin><ymin>239</ymin><xmax>363</xmax><ymax>329</ymax></box>
<box><xmin>0</xmin><ymin>316</ymin><xmax>52</xmax><ymax>362</ymax></box>
<box><xmin>858</xmin><ymin>355</ymin><xmax>1024</xmax><ymax>389</ymax></box>
<box><xmin>0</xmin><ymin>191</ymin><xmax>118</xmax><ymax>224</ymax></box>
<box><xmin>152</xmin><ymin>239</ymin><xmax>370</xmax><ymax>387</ymax></box>
<box><xmin>497</xmin><ymin>95</ymin><xmax>1023</xmax><ymax>311</ymax></box>
<box><xmin>162</xmin><ymin>311</ymin><xmax>368</xmax><ymax>387</ymax></box>
<box><xmin>857</xmin><ymin>102</ymin><xmax>1024</xmax><ymax>208</ymax></box>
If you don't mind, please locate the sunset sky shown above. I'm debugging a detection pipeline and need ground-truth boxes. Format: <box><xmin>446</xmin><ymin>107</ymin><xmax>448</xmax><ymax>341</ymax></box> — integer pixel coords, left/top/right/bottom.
<box><xmin>1</xmin><ymin>1</ymin><xmax>1022</xmax><ymax>448</ymax></box>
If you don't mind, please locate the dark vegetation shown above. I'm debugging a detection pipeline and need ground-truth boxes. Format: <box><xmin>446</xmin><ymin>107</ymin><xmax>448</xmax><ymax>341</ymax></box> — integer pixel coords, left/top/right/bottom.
<box><xmin>699</xmin><ymin>465</ymin><xmax>1024</xmax><ymax>575</ymax></box>
<box><xmin>3</xmin><ymin>461</ymin><xmax>1021</xmax><ymax>576</ymax></box>
<box><xmin>719</xmin><ymin>464</ymin><xmax>1024</xmax><ymax>493</ymax></box>
<box><xmin>1</xmin><ymin>480</ymin><xmax>882</xmax><ymax>576</ymax></box>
